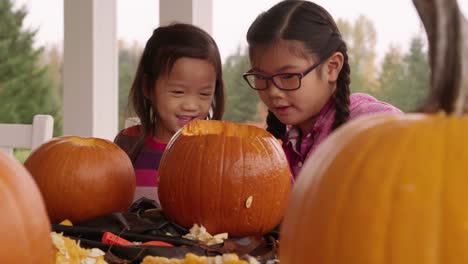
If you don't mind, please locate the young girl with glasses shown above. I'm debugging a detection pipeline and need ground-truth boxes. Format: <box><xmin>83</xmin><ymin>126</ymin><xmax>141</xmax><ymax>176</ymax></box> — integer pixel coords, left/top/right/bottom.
<box><xmin>244</xmin><ymin>0</ymin><xmax>401</xmax><ymax>180</ymax></box>
<box><xmin>114</xmin><ymin>23</ymin><xmax>225</xmax><ymax>203</ymax></box>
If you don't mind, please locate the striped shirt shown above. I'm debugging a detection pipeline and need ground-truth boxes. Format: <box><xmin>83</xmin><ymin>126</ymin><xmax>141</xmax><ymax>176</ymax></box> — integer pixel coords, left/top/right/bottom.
<box><xmin>114</xmin><ymin>125</ymin><xmax>167</xmax><ymax>204</ymax></box>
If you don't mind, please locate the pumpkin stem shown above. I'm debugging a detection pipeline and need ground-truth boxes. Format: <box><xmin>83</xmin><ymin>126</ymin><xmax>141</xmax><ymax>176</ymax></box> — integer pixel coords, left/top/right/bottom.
<box><xmin>414</xmin><ymin>0</ymin><xmax>468</xmax><ymax>114</ymax></box>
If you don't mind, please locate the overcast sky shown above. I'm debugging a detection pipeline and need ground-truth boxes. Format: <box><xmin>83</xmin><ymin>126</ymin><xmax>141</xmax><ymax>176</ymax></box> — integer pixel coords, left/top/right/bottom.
<box><xmin>13</xmin><ymin>0</ymin><xmax>468</xmax><ymax>62</ymax></box>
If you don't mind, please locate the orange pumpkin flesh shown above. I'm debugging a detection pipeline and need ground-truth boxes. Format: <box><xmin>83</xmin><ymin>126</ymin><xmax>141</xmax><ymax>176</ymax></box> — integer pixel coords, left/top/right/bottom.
<box><xmin>24</xmin><ymin>136</ymin><xmax>136</xmax><ymax>223</ymax></box>
<box><xmin>158</xmin><ymin>120</ymin><xmax>291</xmax><ymax>237</ymax></box>
<box><xmin>0</xmin><ymin>150</ymin><xmax>53</xmax><ymax>263</ymax></box>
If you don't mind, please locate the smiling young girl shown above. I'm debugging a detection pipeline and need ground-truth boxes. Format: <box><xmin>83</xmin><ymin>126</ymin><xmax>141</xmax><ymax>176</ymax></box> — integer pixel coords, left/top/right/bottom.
<box><xmin>115</xmin><ymin>23</ymin><xmax>225</xmax><ymax>202</ymax></box>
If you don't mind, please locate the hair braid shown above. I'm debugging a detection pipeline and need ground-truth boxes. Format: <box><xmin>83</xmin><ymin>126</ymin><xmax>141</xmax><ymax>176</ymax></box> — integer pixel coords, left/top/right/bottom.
<box><xmin>331</xmin><ymin>48</ymin><xmax>351</xmax><ymax>130</ymax></box>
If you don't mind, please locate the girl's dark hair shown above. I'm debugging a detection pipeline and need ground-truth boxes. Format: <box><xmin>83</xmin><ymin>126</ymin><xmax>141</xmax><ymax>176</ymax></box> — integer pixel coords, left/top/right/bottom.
<box><xmin>247</xmin><ymin>0</ymin><xmax>350</xmax><ymax>139</ymax></box>
<box><xmin>127</xmin><ymin>23</ymin><xmax>225</xmax><ymax>159</ymax></box>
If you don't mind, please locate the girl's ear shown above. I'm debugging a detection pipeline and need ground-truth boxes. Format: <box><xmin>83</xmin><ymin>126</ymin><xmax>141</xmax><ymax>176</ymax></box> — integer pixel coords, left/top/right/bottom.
<box><xmin>325</xmin><ymin>52</ymin><xmax>344</xmax><ymax>83</ymax></box>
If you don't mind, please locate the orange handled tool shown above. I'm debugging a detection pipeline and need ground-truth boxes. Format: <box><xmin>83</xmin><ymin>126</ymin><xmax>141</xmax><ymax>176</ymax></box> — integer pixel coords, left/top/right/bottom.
<box><xmin>102</xmin><ymin>231</ymin><xmax>134</xmax><ymax>246</ymax></box>
<box><xmin>102</xmin><ymin>232</ymin><xmax>174</xmax><ymax>247</ymax></box>
<box><xmin>141</xmin><ymin>240</ymin><xmax>173</xmax><ymax>247</ymax></box>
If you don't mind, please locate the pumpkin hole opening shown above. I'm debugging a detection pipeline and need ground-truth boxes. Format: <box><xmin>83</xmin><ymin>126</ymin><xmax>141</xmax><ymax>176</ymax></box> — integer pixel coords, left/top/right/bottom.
<box><xmin>67</xmin><ymin>136</ymin><xmax>110</xmax><ymax>147</ymax></box>
<box><xmin>181</xmin><ymin>120</ymin><xmax>271</xmax><ymax>138</ymax></box>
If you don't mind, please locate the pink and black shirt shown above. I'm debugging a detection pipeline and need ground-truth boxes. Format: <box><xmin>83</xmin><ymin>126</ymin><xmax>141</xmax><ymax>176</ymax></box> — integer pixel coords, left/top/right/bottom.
<box><xmin>283</xmin><ymin>93</ymin><xmax>402</xmax><ymax>180</ymax></box>
<box><xmin>114</xmin><ymin>125</ymin><xmax>167</xmax><ymax>204</ymax></box>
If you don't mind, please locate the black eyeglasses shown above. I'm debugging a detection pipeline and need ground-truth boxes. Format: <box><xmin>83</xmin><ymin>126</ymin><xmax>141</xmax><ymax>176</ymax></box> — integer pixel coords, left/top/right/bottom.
<box><xmin>242</xmin><ymin>61</ymin><xmax>322</xmax><ymax>91</ymax></box>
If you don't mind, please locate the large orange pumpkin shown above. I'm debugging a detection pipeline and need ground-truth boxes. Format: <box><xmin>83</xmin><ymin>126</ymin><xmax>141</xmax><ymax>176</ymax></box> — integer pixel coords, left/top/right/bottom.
<box><xmin>158</xmin><ymin>120</ymin><xmax>291</xmax><ymax>237</ymax></box>
<box><xmin>24</xmin><ymin>136</ymin><xmax>136</xmax><ymax>223</ymax></box>
<box><xmin>280</xmin><ymin>0</ymin><xmax>468</xmax><ymax>263</ymax></box>
<box><xmin>0</xmin><ymin>150</ymin><xmax>54</xmax><ymax>263</ymax></box>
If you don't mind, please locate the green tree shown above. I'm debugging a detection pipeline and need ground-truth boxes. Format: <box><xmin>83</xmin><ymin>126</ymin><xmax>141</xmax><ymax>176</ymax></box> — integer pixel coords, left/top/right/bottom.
<box><xmin>40</xmin><ymin>44</ymin><xmax>63</xmax><ymax>135</ymax></box>
<box><xmin>40</xmin><ymin>45</ymin><xmax>62</xmax><ymax>95</ymax></box>
<box><xmin>377</xmin><ymin>45</ymin><xmax>405</xmax><ymax>104</ymax></box>
<box><xmin>118</xmin><ymin>40</ymin><xmax>141</xmax><ymax>129</ymax></box>
<box><xmin>0</xmin><ymin>0</ymin><xmax>60</xmax><ymax>126</ymax></box>
<box><xmin>399</xmin><ymin>36</ymin><xmax>430</xmax><ymax>111</ymax></box>
<box><xmin>377</xmin><ymin>35</ymin><xmax>430</xmax><ymax>112</ymax></box>
<box><xmin>337</xmin><ymin>15</ymin><xmax>379</xmax><ymax>94</ymax></box>
<box><xmin>222</xmin><ymin>47</ymin><xmax>261</xmax><ymax>123</ymax></box>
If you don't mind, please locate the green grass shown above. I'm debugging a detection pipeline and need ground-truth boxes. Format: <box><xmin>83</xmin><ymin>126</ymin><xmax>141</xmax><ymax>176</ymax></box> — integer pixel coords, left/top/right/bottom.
<box><xmin>14</xmin><ymin>149</ymin><xmax>31</xmax><ymax>164</ymax></box>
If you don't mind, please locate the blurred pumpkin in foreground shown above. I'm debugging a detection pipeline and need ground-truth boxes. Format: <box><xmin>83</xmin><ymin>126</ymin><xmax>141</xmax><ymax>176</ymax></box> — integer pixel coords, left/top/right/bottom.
<box><xmin>158</xmin><ymin>120</ymin><xmax>291</xmax><ymax>237</ymax></box>
<box><xmin>24</xmin><ymin>136</ymin><xmax>136</xmax><ymax>223</ymax></box>
<box><xmin>0</xmin><ymin>150</ymin><xmax>53</xmax><ymax>263</ymax></box>
<box><xmin>280</xmin><ymin>0</ymin><xmax>468</xmax><ymax>263</ymax></box>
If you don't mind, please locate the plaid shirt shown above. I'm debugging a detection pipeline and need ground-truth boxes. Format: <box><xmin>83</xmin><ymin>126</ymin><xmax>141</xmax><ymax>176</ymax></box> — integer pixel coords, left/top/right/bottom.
<box><xmin>283</xmin><ymin>93</ymin><xmax>402</xmax><ymax>180</ymax></box>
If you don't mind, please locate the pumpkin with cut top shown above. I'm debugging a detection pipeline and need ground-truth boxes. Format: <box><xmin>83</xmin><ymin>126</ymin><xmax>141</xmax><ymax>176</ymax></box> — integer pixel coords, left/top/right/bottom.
<box><xmin>158</xmin><ymin>120</ymin><xmax>292</xmax><ymax>237</ymax></box>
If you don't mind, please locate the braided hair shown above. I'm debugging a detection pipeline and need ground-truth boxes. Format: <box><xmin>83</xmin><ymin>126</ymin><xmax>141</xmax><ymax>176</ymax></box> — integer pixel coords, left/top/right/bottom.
<box><xmin>247</xmin><ymin>1</ymin><xmax>351</xmax><ymax>139</ymax></box>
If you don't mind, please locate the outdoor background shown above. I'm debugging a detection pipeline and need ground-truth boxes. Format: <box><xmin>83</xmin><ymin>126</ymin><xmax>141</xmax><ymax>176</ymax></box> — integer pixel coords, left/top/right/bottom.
<box><xmin>2</xmin><ymin>0</ymin><xmax>468</xmax><ymax>160</ymax></box>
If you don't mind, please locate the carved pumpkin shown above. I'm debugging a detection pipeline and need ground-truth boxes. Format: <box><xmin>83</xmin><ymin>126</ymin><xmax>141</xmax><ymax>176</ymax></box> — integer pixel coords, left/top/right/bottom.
<box><xmin>280</xmin><ymin>0</ymin><xmax>468</xmax><ymax>263</ymax></box>
<box><xmin>158</xmin><ymin>120</ymin><xmax>291</xmax><ymax>237</ymax></box>
<box><xmin>0</xmin><ymin>150</ymin><xmax>53</xmax><ymax>263</ymax></box>
<box><xmin>24</xmin><ymin>136</ymin><xmax>136</xmax><ymax>223</ymax></box>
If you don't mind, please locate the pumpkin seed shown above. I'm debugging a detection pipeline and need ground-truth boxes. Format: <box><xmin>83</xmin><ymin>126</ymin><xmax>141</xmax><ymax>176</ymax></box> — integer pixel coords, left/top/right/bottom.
<box><xmin>245</xmin><ymin>196</ymin><xmax>253</xmax><ymax>208</ymax></box>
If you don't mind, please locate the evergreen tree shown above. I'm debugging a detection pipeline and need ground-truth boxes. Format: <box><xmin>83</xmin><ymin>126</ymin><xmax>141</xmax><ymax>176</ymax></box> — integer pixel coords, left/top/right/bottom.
<box><xmin>0</xmin><ymin>0</ymin><xmax>60</xmax><ymax>126</ymax></box>
<box><xmin>377</xmin><ymin>45</ymin><xmax>405</xmax><ymax>104</ymax></box>
<box><xmin>399</xmin><ymin>36</ymin><xmax>430</xmax><ymax>111</ymax></box>
<box><xmin>376</xmin><ymin>35</ymin><xmax>430</xmax><ymax>112</ymax></box>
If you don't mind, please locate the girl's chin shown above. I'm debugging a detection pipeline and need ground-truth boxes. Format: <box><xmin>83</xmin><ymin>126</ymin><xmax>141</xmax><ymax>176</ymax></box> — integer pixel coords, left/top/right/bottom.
<box><xmin>276</xmin><ymin>116</ymin><xmax>301</xmax><ymax>127</ymax></box>
<box><xmin>273</xmin><ymin>112</ymin><xmax>292</xmax><ymax>123</ymax></box>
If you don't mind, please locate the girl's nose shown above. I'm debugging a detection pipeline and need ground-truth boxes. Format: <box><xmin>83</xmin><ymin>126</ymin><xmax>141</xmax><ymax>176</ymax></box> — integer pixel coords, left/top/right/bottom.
<box><xmin>265</xmin><ymin>80</ymin><xmax>284</xmax><ymax>98</ymax></box>
<box><xmin>181</xmin><ymin>98</ymin><xmax>199</xmax><ymax>111</ymax></box>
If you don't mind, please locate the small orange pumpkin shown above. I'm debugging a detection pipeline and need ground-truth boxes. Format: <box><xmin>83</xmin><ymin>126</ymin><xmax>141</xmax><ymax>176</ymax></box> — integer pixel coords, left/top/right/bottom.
<box><xmin>0</xmin><ymin>150</ymin><xmax>53</xmax><ymax>263</ymax></box>
<box><xmin>158</xmin><ymin>120</ymin><xmax>291</xmax><ymax>237</ymax></box>
<box><xmin>279</xmin><ymin>0</ymin><xmax>468</xmax><ymax>263</ymax></box>
<box><xmin>24</xmin><ymin>136</ymin><xmax>136</xmax><ymax>223</ymax></box>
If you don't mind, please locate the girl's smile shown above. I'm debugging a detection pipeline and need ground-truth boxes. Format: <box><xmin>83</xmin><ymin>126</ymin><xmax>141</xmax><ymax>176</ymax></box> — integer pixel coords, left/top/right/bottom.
<box><xmin>176</xmin><ymin>115</ymin><xmax>196</xmax><ymax>127</ymax></box>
